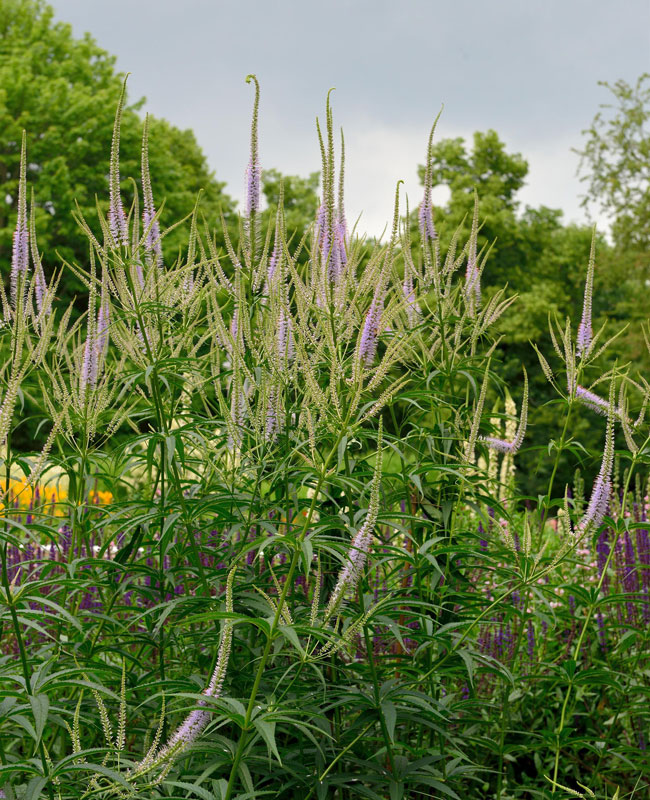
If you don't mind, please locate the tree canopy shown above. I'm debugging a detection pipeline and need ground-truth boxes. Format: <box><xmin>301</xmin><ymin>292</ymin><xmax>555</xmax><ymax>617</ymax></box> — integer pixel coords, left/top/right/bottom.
<box><xmin>0</xmin><ymin>0</ymin><xmax>235</xmax><ymax>304</ymax></box>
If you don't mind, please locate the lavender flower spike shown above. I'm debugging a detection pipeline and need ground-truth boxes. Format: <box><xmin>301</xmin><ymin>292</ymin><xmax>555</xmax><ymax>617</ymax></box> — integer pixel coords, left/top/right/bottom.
<box><xmin>481</xmin><ymin>369</ymin><xmax>528</xmax><ymax>454</ymax></box>
<box><xmin>133</xmin><ymin>568</ymin><xmax>236</xmax><ymax>777</ymax></box>
<box><xmin>358</xmin><ymin>290</ymin><xmax>384</xmax><ymax>366</ymax></box>
<box><xmin>576</xmin><ymin>229</ymin><xmax>596</xmax><ymax>357</ymax></box>
<box><xmin>465</xmin><ymin>191</ymin><xmax>481</xmax><ymax>310</ymax></box>
<box><xmin>324</xmin><ymin>422</ymin><xmax>383</xmax><ymax>622</ymax></box>
<box><xmin>418</xmin><ymin>111</ymin><xmax>442</xmax><ymax>243</ymax></box>
<box><xmin>108</xmin><ymin>78</ymin><xmax>129</xmax><ymax>247</ymax></box>
<box><xmin>10</xmin><ymin>131</ymin><xmax>29</xmax><ymax>309</ymax></box>
<box><xmin>141</xmin><ymin>114</ymin><xmax>163</xmax><ymax>268</ymax></box>
<box><xmin>576</xmin><ymin>383</ymin><xmax>616</xmax><ymax>539</ymax></box>
<box><xmin>244</xmin><ymin>74</ymin><xmax>261</xmax><ymax>220</ymax></box>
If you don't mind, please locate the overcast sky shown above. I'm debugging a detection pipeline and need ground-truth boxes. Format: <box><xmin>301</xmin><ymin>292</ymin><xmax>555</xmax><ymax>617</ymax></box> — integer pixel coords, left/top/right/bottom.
<box><xmin>49</xmin><ymin>0</ymin><xmax>649</xmax><ymax>237</ymax></box>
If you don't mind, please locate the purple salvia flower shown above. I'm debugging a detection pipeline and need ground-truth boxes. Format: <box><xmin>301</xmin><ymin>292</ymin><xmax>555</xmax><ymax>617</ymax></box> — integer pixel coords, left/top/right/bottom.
<box><xmin>576</xmin><ymin>230</ymin><xmax>596</xmax><ymax>357</ymax></box>
<box><xmin>526</xmin><ymin>620</ymin><xmax>535</xmax><ymax>664</ymax></box>
<box><xmin>623</xmin><ymin>530</ymin><xmax>638</xmax><ymax>624</ymax></box>
<box><xmin>10</xmin><ymin>132</ymin><xmax>29</xmax><ymax>309</ymax></box>
<box><xmin>596</xmin><ymin>530</ymin><xmax>611</xmax><ymax>595</ymax></box>
<box><xmin>358</xmin><ymin>291</ymin><xmax>384</xmax><ymax>366</ymax></box>
<box><xmin>636</xmin><ymin>527</ymin><xmax>650</xmax><ymax>622</ymax></box>
<box><xmin>596</xmin><ymin>609</ymin><xmax>607</xmax><ymax>652</ymax></box>
<box><xmin>108</xmin><ymin>81</ymin><xmax>129</xmax><ymax>247</ymax></box>
<box><xmin>481</xmin><ymin>370</ymin><xmax>529</xmax><ymax>455</ymax></box>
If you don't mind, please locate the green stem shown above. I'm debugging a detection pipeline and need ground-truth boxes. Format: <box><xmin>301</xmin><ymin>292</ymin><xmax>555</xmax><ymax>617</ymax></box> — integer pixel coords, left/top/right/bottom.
<box><xmin>222</xmin><ymin>437</ymin><xmax>342</xmax><ymax>800</ymax></box>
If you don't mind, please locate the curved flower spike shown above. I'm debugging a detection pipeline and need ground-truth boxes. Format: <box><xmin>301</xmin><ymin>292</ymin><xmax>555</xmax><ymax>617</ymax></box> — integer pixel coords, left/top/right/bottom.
<box><xmin>481</xmin><ymin>369</ymin><xmax>528</xmax><ymax>454</ymax></box>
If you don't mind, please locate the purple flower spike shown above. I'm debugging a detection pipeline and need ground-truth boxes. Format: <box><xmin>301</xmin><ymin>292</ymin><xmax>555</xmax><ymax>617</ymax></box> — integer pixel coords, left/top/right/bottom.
<box><xmin>358</xmin><ymin>291</ymin><xmax>384</xmax><ymax>366</ymax></box>
<box><xmin>97</xmin><ymin>302</ymin><xmax>110</xmax><ymax>356</ymax></box>
<box><xmin>419</xmin><ymin>112</ymin><xmax>441</xmax><ymax>245</ymax></box>
<box><xmin>481</xmin><ymin>371</ymin><xmax>529</xmax><ymax>455</ymax></box>
<box><xmin>418</xmin><ymin>189</ymin><xmax>436</xmax><ymax>243</ymax></box>
<box><xmin>576</xmin><ymin>389</ymin><xmax>615</xmax><ymax>538</ymax></box>
<box><xmin>108</xmin><ymin>80</ymin><xmax>129</xmax><ymax>247</ymax></box>
<box><xmin>577</xmin><ymin>231</ymin><xmax>596</xmax><ymax>357</ymax></box>
<box><xmin>142</xmin><ymin>116</ymin><xmax>163</xmax><ymax>268</ymax></box>
<box><xmin>245</xmin><ymin>158</ymin><xmax>261</xmax><ymax>219</ymax></box>
<box><xmin>10</xmin><ymin>132</ymin><xmax>29</xmax><ymax>309</ymax></box>
<box><xmin>465</xmin><ymin>192</ymin><xmax>481</xmax><ymax>310</ymax></box>
<box><xmin>244</xmin><ymin>75</ymin><xmax>261</xmax><ymax>222</ymax></box>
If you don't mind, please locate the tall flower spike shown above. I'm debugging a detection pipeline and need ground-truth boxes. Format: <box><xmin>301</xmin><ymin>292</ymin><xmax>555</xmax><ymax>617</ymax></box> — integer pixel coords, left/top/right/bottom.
<box><xmin>267</xmin><ymin>183</ymin><xmax>284</xmax><ymax>287</ymax></box>
<box><xmin>109</xmin><ymin>77</ymin><xmax>129</xmax><ymax>247</ymax></box>
<box><xmin>326</xmin><ymin>127</ymin><xmax>347</xmax><ymax>284</ymax></box>
<box><xmin>465</xmin><ymin>190</ymin><xmax>481</xmax><ymax>311</ymax></box>
<box><xmin>576</xmin><ymin>228</ymin><xmax>597</xmax><ymax>357</ymax></box>
<box><xmin>481</xmin><ymin>369</ymin><xmax>528</xmax><ymax>454</ymax></box>
<box><xmin>141</xmin><ymin>114</ymin><xmax>163</xmax><ymax>268</ymax></box>
<box><xmin>418</xmin><ymin>108</ymin><xmax>443</xmax><ymax>243</ymax></box>
<box><xmin>244</xmin><ymin>74</ymin><xmax>261</xmax><ymax>257</ymax></box>
<box><xmin>10</xmin><ymin>131</ymin><xmax>29</xmax><ymax>309</ymax></box>
<box><xmin>324</xmin><ymin>421</ymin><xmax>383</xmax><ymax>622</ymax></box>
<box><xmin>576</xmin><ymin>382</ymin><xmax>616</xmax><ymax>539</ymax></box>
<box><xmin>80</xmin><ymin>255</ymin><xmax>99</xmax><ymax>399</ymax></box>
<box><xmin>29</xmin><ymin>189</ymin><xmax>48</xmax><ymax>317</ymax></box>
<box><xmin>336</xmin><ymin>128</ymin><xmax>348</xmax><ymax>271</ymax></box>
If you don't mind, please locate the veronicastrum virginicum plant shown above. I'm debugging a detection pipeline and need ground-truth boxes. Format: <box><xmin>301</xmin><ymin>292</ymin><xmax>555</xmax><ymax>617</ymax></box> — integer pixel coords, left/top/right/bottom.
<box><xmin>0</xmin><ymin>73</ymin><xmax>648</xmax><ymax>800</ymax></box>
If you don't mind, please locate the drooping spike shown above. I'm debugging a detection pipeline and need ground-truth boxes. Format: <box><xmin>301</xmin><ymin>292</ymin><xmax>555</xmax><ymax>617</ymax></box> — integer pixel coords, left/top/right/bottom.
<box><xmin>481</xmin><ymin>369</ymin><xmax>529</xmax><ymax>454</ymax></box>
<box><xmin>10</xmin><ymin>131</ymin><xmax>29</xmax><ymax>309</ymax></box>
<box><xmin>109</xmin><ymin>77</ymin><xmax>129</xmax><ymax>247</ymax></box>
<box><xmin>576</xmin><ymin>381</ymin><xmax>616</xmax><ymax>538</ymax></box>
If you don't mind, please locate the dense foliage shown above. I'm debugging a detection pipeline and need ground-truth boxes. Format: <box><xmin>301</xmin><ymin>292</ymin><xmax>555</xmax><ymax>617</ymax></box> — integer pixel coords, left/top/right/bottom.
<box><xmin>0</xmin><ymin>61</ymin><xmax>648</xmax><ymax>800</ymax></box>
